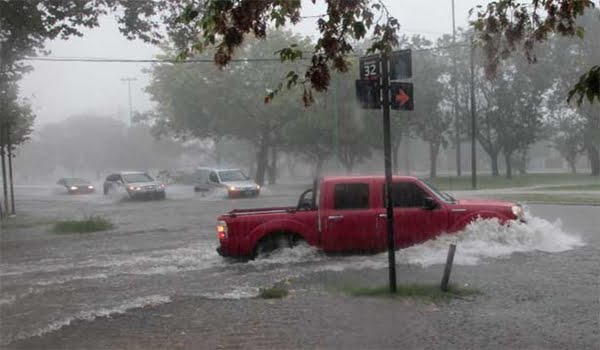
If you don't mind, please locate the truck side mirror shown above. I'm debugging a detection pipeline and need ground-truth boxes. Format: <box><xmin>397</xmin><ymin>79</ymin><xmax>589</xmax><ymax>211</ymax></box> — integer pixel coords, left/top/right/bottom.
<box><xmin>423</xmin><ymin>197</ymin><xmax>438</xmax><ymax>210</ymax></box>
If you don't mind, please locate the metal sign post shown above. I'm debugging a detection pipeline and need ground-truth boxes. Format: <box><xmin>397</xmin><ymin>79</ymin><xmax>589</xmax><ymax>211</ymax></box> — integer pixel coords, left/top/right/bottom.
<box><xmin>356</xmin><ymin>49</ymin><xmax>413</xmax><ymax>293</ymax></box>
<box><xmin>380</xmin><ymin>52</ymin><xmax>397</xmax><ymax>293</ymax></box>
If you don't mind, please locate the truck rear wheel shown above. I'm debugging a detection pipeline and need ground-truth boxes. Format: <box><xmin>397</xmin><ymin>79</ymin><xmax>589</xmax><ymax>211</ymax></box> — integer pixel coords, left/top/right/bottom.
<box><xmin>254</xmin><ymin>233</ymin><xmax>303</xmax><ymax>258</ymax></box>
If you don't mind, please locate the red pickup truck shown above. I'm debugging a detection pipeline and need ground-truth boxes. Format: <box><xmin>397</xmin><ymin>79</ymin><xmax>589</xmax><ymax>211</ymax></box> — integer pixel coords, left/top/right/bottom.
<box><xmin>216</xmin><ymin>176</ymin><xmax>524</xmax><ymax>259</ymax></box>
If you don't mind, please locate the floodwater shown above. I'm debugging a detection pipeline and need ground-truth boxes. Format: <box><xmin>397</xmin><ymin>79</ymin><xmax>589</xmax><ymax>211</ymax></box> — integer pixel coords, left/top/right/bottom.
<box><xmin>0</xmin><ymin>183</ymin><xmax>587</xmax><ymax>345</ymax></box>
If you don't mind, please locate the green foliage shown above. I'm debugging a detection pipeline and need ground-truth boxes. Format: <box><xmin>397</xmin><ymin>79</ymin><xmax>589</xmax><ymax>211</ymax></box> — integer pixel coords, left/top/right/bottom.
<box><xmin>346</xmin><ymin>284</ymin><xmax>481</xmax><ymax>303</ymax></box>
<box><xmin>53</xmin><ymin>216</ymin><xmax>114</xmax><ymax>234</ymax></box>
<box><xmin>568</xmin><ymin>65</ymin><xmax>600</xmax><ymax>105</ymax></box>
<box><xmin>176</xmin><ymin>0</ymin><xmax>401</xmax><ymax>103</ymax></box>
<box><xmin>472</xmin><ymin>0</ymin><xmax>598</xmax><ymax>103</ymax></box>
<box><xmin>428</xmin><ymin>173</ymin><xmax>598</xmax><ymax>191</ymax></box>
<box><xmin>480</xmin><ymin>193</ymin><xmax>600</xmax><ymax>205</ymax></box>
<box><xmin>257</xmin><ymin>286</ymin><xmax>288</xmax><ymax>299</ymax></box>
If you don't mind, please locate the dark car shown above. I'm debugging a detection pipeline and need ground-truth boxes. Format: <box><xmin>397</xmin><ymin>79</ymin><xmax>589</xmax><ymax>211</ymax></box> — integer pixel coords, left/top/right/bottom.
<box><xmin>57</xmin><ymin>178</ymin><xmax>95</xmax><ymax>194</ymax></box>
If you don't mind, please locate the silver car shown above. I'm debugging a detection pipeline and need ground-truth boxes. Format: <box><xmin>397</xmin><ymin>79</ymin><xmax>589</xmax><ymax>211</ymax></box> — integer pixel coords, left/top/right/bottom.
<box><xmin>193</xmin><ymin>167</ymin><xmax>260</xmax><ymax>198</ymax></box>
<box><xmin>103</xmin><ymin>171</ymin><xmax>166</xmax><ymax>200</ymax></box>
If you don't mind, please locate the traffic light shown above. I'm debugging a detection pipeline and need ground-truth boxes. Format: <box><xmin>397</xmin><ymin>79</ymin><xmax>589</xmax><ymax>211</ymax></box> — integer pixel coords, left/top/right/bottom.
<box><xmin>355</xmin><ymin>79</ymin><xmax>381</xmax><ymax>109</ymax></box>
<box><xmin>389</xmin><ymin>49</ymin><xmax>412</xmax><ymax>80</ymax></box>
<box><xmin>390</xmin><ymin>82</ymin><xmax>413</xmax><ymax>111</ymax></box>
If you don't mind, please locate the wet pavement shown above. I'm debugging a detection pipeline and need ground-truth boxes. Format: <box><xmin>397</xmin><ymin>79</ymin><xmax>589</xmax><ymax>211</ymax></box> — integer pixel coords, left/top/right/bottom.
<box><xmin>1</xmin><ymin>183</ymin><xmax>598</xmax><ymax>349</ymax></box>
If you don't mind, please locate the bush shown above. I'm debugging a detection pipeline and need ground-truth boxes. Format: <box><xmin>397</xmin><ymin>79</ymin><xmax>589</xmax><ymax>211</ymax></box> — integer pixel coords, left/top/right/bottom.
<box><xmin>53</xmin><ymin>216</ymin><xmax>114</xmax><ymax>233</ymax></box>
<box><xmin>258</xmin><ymin>286</ymin><xmax>289</xmax><ymax>299</ymax></box>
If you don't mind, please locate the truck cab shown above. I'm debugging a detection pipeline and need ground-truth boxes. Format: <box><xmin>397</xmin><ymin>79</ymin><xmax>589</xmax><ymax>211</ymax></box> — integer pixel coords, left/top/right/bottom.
<box><xmin>216</xmin><ymin>176</ymin><xmax>523</xmax><ymax>259</ymax></box>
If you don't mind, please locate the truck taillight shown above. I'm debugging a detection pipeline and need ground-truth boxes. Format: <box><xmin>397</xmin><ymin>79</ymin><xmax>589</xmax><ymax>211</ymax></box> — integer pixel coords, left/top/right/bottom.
<box><xmin>217</xmin><ymin>220</ymin><xmax>228</xmax><ymax>240</ymax></box>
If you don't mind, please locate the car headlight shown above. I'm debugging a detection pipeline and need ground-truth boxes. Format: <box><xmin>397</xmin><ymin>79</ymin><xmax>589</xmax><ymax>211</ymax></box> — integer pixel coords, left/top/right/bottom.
<box><xmin>70</xmin><ymin>186</ymin><xmax>78</xmax><ymax>190</ymax></box>
<box><xmin>229</xmin><ymin>186</ymin><xmax>236</xmax><ymax>191</ymax></box>
<box><xmin>256</xmin><ymin>185</ymin><xmax>261</xmax><ymax>190</ymax></box>
<box><xmin>88</xmin><ymin>185</ymin><xmax>94</xmax><ymax>189</ymax></box>
<box><xmin>511</xmin><ymin>204</ymin><xmax>524</xmax><ymax>218</ymax></box>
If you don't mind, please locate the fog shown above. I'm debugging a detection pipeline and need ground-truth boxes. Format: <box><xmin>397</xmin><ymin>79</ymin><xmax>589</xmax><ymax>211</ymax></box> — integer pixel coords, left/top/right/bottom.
<box><xmin>19</xmin><ymin>0</ymin><xmax>483</xmax><ymax>125</ymax></box>
<box><xmin>9</xmin><ymin>0</ymin><xmax>600</xmax><ymax>184</ymax></box>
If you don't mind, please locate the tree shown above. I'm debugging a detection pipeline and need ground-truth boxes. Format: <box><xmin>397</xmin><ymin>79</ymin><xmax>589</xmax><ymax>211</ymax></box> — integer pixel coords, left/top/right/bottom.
<box><xmin>145</xmin><ymin>30</ymin><xmax>314</xmax><ymax>185</ymax></box>
<box><xmin>0</xmin><ymin>84</ymin><xmax>35</xmax><ymax>148</ymax></box>
<box><xmin>176</xmin><ymin>0</ymin><xmax>402</xmax><ymax>104</ymax></box>
<box><xmin>472</xmin><ymin>0</ymin><xmax>598</xmax><ymax>104</ymax></box>
<box><xmin>408</xmin><ymin>36</ymin><xmax>451</xmax><ymax>179</ymax></box>
<box><xmin>540</xmin><ymin>9</ymin><xmax>600</xmax><ymax>175</ymax></box>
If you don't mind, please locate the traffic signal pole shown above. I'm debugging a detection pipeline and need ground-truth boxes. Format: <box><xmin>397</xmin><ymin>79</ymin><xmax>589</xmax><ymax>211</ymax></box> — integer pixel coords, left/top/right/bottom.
<box><xmin>381</xmin><ymin>52</ymin><xmax>397</xmax><ymax>293</ymax></box>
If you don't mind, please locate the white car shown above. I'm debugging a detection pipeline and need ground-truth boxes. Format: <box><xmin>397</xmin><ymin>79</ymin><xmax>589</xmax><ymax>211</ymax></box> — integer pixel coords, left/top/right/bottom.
<box><xmin>193</xmin><ymin>167</ymin><xmax>260</xmax><ymax>198</ymax></box>
<box><xmin>103</xmin><ymin>171</ymin><xmax>166</xmax><ymax>200</ymax></box>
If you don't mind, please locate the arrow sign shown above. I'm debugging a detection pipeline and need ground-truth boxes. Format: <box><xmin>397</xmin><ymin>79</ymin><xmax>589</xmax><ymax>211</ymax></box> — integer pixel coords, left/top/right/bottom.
<box><xmin>390</xmin><ymin>82</ymin><xmax>414</xmax><ymax>111</ymax></box>
<box><xmin>395</xmin><ymin>88</ymin><xmax>409</xmax><ymax>106</ymax></box>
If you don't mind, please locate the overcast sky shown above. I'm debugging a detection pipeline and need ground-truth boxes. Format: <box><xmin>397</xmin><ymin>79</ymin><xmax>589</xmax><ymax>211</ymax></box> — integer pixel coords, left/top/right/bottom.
<box><xmin>19</xmin><ymin>0</ymin><xmax>486</xmax><ymax>127</ymax></box>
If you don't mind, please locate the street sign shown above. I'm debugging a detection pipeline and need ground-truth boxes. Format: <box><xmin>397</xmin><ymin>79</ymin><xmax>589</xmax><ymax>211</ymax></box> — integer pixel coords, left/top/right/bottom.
<box><xmin>390</xmin><ymin>82</ymin><xmax>414</xmax><ymax>110</ymax></box>
<box><xmin>389</xmin><ymin>49</ymin><xmax>412</xmax><ymax>80</ymax></box>
<box><xmin>359</xmin><ymin>54</ymin><xmax>381</xmax><ymax>80</ymax></box>
<box><xmin>355</xmin><ymin>79</ymin><xmax>381</xmax><ymax>109</ymax></box>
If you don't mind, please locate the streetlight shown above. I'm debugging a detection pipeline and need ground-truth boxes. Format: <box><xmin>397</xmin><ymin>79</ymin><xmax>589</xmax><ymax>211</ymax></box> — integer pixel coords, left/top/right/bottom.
<box><xmin>121</xmin><ymin>77</ymin><xmax>137</xmax><ymax>125</ymax></box>
<box><xmin>451</xmin><ymin>0</ymin><xmax>461</xmax><ymax>177</ymax></box>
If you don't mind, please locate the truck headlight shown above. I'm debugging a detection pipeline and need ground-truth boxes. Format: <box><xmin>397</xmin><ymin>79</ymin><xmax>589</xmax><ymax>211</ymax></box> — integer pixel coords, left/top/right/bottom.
<box><xmin>216</xmin><ymin>220</ymin><xmax>228</xmax><ymax>240</ymax></box>
<box><xmin>511</xmin><ymin>204</ymin><xmax>524</xmax><ymax>219</ymax></box>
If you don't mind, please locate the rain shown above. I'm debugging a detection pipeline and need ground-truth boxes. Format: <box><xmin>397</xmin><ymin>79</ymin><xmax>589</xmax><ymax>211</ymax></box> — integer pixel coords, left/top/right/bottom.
<box><xmin>1</xmin><ymin>1</ymin><xmax>599</xmax><ymax>349</ymax></box>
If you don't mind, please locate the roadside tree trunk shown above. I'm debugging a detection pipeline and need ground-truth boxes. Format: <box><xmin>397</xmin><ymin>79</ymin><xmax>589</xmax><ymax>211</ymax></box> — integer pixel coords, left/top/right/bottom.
<box><xmin>254</xmin><ymin>131</ymin><xmax>270</xmax><ymax>186</ymax></box>
<box><xmin>267</xmin><ymin>144</ymin><xmax>277</xmax><ymax>185</ymax></box>
<box><xmin>490</xmin><ymin>152</ymin><xmax>500</xmax><ymax>176</ymax></box>
<box><xmin>504</xmin><ymin>151</ymin><xmax>513</xmax><ymax>179</ymax></box>
<box><xmin>429</xmin><ymin>142</ymin><xmax>440</xmax><ymax>179</ymax></box>
<box><xmin>588</xmin><ymin>146</ymin><xmax>599</xmax><ymax>176</ymax></box>
<box><xmin>315</xmin><ymin>156</ymin><xmax>325</xmax><ymax>179</ymax></box>
<box><xmin>285</xmin><ymin>155</ymin><xmax>296</xmax><ymax>178</ymax></box>
<box><xmin>567</xmin><ymin>157</ymin><xmax>577</xmax><ymax>174</ymax></box>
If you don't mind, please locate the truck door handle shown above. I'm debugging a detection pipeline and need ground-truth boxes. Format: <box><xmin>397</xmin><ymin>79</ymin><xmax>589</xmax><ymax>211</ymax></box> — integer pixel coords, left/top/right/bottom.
<box><xmin>378</xmin><ymin>213</ymin><xmax>387</xmax><ymax>218</ymax></box>
<box><xmin>327</xmin><ymin>215</ymin><xmax>344</xmax><ymax>221</ymax></box>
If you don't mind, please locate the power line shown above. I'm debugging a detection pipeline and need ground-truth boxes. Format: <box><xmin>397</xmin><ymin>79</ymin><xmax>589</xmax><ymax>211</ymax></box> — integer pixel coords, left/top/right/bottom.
<box><xmin>21</xmin><ymin>44</ymin><xmax>469</xmax><ymax>64</ymax></box>
<box><xmin>22</xmin><ymin>56</ymin><xmax>289</xmax><ymax>63</ymax></box>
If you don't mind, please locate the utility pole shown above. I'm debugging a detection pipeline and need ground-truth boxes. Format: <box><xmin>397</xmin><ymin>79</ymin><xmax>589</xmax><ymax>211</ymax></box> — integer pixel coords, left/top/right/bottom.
<box><xmin>470</xmin><ymin>36</ymin><xmax>477</xmax><ymax>189</ymax></box>
<box><xmin>121</xmin><ymin>77</ymin><xmax>137</xmax><ymax>125</ymax></box>
<box><xmin>7</xmin><ymin>123</ymin><xmax>14</xmax><ymax>215</ymax></box>
<box><xmin>333</xmin><ymin>77</ymin><xmax>340</xmax><ymax>171</ymax></box>
<box><xmin>452</xmin><ymin>0</ymin><xmax>462</xmax><ymax>177</ymax></box>
<box><xmin>0</xmin><ymin>125</ymin><xmax>8</xmax><ymax>213</ymax></box>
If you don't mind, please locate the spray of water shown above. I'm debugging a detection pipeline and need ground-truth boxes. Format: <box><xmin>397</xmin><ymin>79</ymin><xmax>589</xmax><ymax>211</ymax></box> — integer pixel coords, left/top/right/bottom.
<box><xmin>317</xmin><ymin>214</ymin><xmax>584</xmax><ymax>272</ymax></box>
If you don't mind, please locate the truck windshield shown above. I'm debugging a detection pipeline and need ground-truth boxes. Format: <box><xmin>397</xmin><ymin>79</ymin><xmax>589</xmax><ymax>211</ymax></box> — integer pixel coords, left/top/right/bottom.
<box><xmin>420</xmin><ymin>179</ymin><xmax>456</xmax><ymax>203</ymax></box>
<box><xmin>218</xmin><ymin>170</ymin><xmax>248</xmax><ymax>182</ymax></box>
<box><xmin>123</xmin><ymin>173</ymin><xmax>154</xmax><ymax>183</ymax></box>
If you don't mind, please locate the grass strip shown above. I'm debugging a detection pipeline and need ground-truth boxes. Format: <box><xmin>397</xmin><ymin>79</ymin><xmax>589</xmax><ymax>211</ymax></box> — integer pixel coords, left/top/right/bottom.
<box><xmin>53</xmin><ymin>216</ymin><xmax>114</xmax><ymax>233</ymax></box>
<box><xmin>345</xmin><ymin>283</ymin><xmax>481</xmax><ymax>303</ymax></box>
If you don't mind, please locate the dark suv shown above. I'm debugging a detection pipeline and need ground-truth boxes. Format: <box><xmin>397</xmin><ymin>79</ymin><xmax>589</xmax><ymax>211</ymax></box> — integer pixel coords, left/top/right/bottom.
<box><xmin>103</xmin><ymin>171</ymin><xmax>166</xmax><ymax>200</ymax></box>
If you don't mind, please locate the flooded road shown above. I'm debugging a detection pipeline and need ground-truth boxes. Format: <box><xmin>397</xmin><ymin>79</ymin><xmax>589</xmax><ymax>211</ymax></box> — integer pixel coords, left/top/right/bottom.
<box><xmin>0</xmin><ymin>183</ymin><xmax>597</xmax><ymax>349</ymax></box>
